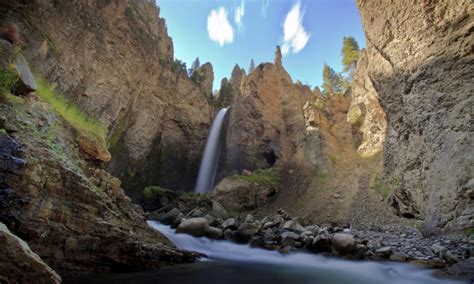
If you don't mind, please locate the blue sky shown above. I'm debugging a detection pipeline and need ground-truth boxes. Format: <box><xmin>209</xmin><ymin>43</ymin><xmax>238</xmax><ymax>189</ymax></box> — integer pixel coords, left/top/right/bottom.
<box><xmin>156</xmin><ymin>0</ymin><xmax>365</xmax><ymax>90</ymax></box>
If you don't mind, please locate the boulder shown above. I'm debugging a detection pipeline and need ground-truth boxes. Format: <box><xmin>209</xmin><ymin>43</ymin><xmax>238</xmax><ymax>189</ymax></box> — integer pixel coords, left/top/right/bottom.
<box><xmin>245</xmin><ymin>214</ymin><xmax>255</xmax><ymax>223</ymax></box>
<box><xmin>223</xmin><ymin>229</ymin><xmax>238</xmax><ymax>242</ymax></box>
<box><xmin>282</xmin><ymin>219</ymin><xmax>305</xmax><ymax>233</ymax></box>
<box><xmin>211</xmin><ymin>177</ymin><xmax>276</xmax><ymax>211</ymax></box>
<box><xmin>280</xmin><ymin>231</ymin><xmax>299</xmax><ymax>247</ymax></box>
<box><xmin>222</xmin><ymin>218</ymin><xmax>237</xmax><ymax>230</ymax></box>
<box><xmin>375</xmin><ymin>246</ymin><xmax>392</xmax><ymax>258</ymax></box>
<box><xmin>210</xmin><ymin>201</ymin><xmax>228</xmax><ymax>219</ymax></box>
<box><xmin>76</xmin><ymin>135</ymin><xmax>111</xmax><ymax>162</ymax></box>
<box><xmin>176</xmin><ymin>218</ymin><xmax>209</xmax><ymax>237</ymax></box>
<box><xmin>332</xmin><ymin>234</ymin><xmax>356</xmax><ymax>255</ymax></box>
<box><xmin>159</xmin><ymin>208</ymin><xmax>183</xmax><ymax>227</ymax></box>
<box><xmin>0</xmin><ymin>223</ymin><xmax>61</xmax><ymax>283</ymax></box>
<box><xmin>0</xmin><ymin>39</ymin><xmax>37</xmax><ymax>96</ymax></box>
<box><xmin>311</xmin><ymin>234</ymin><xmax>332</xmax><ymax>252</ymax></box>
<box><xmin>206</xmin><ymin>227</ymin><xmax>223</xmax><ymax>240</ymax></box>
<box><xmin>237</xmin><ymin>222</ymin><xmax>261</xmax><ymax>243</ymax></box>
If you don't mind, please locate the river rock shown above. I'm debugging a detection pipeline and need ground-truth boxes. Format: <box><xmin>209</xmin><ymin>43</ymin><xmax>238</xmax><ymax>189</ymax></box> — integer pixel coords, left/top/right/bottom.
<box><xmin>431</xmin><ymin>243</ymin><xmax>447</xmax><ymax>256</ymax></box>
<box><xmin>0</xmin><ymin>223</ymin><xmax>61</xmax><ymax>283</ymax></box>
<box><xmin>206</xmin><ymin>227</ymin><xmax>223</xmax><ymax>240</ymax></box>
<box><xmin>237</xmin><ymin>222</ymin><xmax>261</xmax><ymax>243</ymax></box>
<box><xmin>375</xmin><ymin>246</ymin><xmax>392</xmax><ymax>258</ymax></box>
<box><xmin>282</xmin><ymin>219</ymin><xmax>304</xmax><ymax>233</ymax></box>
<box><xmin>280</xmin><ymin>231</ymin><xmax>300</xmax><ymax>247</ymax></box>
<box><xmin>211</xmin><ymin>201</ymin><xmax>228</xmax><ymax>219</ymax></box>
<box><xmin>222</xmin><ymin>218</ymin><xmax>237</xmax><ymax>230</ymax></box>
<box><xmin>311</xmin><ymin>234</ymin><xmax>332</xmax><ymax>252</ymax></box>
<box><xmin>160</xmin><ymin>208</ymin><xmax>184</xmax><ymax>227</ymax></box>
<box><xmin>245</xmin><ymin>214</ymin><xmax>255</xmax><ymax>223</ymax></box>
<box><xmin>223</xmin><ymin>229</ymin><xmax>238</xmax><ymax>242</ymax></box>
<box><xmin>176</xmin><ymin>218</ymin><xmax>209</xmax><ymax>237</ymax></box>
<box><xmin>332</xmin><ymin>234</ymin><xmax>356</xmax><ymax>255</ymax></box>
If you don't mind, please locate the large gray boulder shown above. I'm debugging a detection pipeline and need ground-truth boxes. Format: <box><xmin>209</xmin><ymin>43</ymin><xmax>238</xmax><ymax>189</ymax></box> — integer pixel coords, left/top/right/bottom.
<box><xmin>176</xmin><ymin>218</ymin><xmax>209</xmax><ymax>237</ymax></box>
<box><xmin>0</xmin><ymin>222</ymin><xmax>61</xmax><ymax>284</ymax></box>
<box><xmin>0</xmin><ymin>39</ymin><xmax>37</xmax><ymax>95</ymax></box>
<box><xmin>332</xmin><ymin>233</ymin><xmax>356</xmax><ymax>255</ymax></box>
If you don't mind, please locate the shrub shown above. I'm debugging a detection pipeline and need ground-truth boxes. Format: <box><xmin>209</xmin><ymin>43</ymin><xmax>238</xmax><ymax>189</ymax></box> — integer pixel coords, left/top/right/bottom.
<box><xmin>143</xmin><ymin>186</ymin><xmax>163</xmax><ymax>199</ymax></box>
<box><xmin>36</xmin><ymin>77</ymin><xmax>107</xmax><ymax>146</ymax></box>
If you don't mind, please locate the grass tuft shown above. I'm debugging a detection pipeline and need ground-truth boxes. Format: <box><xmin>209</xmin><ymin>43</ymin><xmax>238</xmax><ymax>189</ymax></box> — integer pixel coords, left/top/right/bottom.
<box><xmin>36</xmin><ymin>77</ymin><xmax>107</xmax><ymax>146</ymax></box>
<box><xmin>231</xmin><ymin>166</ymin><xmax>281</xmax><ymax>187</ymax></box>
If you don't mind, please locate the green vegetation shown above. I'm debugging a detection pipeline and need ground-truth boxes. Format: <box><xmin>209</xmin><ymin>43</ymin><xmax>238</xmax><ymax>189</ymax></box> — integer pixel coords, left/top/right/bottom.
<box><xmin>322</xmin><ymin>64</ymin><xmax>345</xmax><ymax>95</ymax></box>
<box><xmin>248</xmin><ymin>59</ymin><xmax>255</xmax><ymax>74</ymax></box>
<box><xmin>143</xmin><ymin>186</ymin><xmax>164</xmax><ymax>199</ymax></box>
<box><xmin>320</xmin><ymin>36</ymin><xmax>361</xmax><ymax>95</ymax></box>
<box><xmin>232</xmin><ymin>166</ymin><xmax>281</xmax><ymax>187</ymax></box>
<box><xmin>0</xmin><ymin>66</ymin><xmax>19</xmax><ymax>98</ymax></box>
<box><xmin>371</xmin><ymin>173</ymin><xmax>390</xmax><ymax>199</ymax></box>
<box><xmin>36</xmin><ymin>77</ymin><xmax>107</xmax><ymax>146</ymax></box>
<box><xmin>341</xmin><ymin>36</ymin><xmax>360</xmax><ymax>73</ymax></box>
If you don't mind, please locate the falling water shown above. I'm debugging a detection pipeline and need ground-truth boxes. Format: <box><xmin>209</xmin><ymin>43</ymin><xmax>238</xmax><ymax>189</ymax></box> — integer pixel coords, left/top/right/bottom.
<box><xmin>194</xmin><ymin>108</ymin><xmax>228</xmax><ymax>193</ymax></box>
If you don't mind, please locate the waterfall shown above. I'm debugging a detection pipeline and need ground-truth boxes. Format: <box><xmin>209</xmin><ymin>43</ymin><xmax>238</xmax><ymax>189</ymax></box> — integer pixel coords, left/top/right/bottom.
<box><xmin>194</xmin><ymin>108</ymin><xmax>228</xmax><ymax>193</ymax></box>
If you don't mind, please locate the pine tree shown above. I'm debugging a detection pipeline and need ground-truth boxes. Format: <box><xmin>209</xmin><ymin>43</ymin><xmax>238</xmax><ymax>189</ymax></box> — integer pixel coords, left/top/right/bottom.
<box><xmin>322</xmin><ymin>64</ymin><xmax>345</xmax><ymax>95</ymax></box>
<box><xmin>189</xmin><ymin>57</ymin><xmax>200</xmax><ymax>76</ymax></box>
<box><xmin>341</xmin><ymin>37</ymin><xmax>360</xmax><ymax>72</ymax></box>
<box><xmin>248</xmin><ymin>59</ymin><xmax>255</xmax><ymax>74</ymax></box>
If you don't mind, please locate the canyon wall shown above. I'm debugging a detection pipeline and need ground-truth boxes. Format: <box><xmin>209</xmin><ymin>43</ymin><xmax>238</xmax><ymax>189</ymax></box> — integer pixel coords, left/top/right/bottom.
<box><xmin>355</xmin><ymin>0</ymin><xmax>473</xmax><ymax>233</ymax></box>
<box><xmin>0</xmin><ymin>0</ymin><xmax>212</xmax><ymax>199</ymax></box>
<box><xmin>218</xmin><ymin>47</ymin><xmax>326</xmax><ymax>180</ymax></box>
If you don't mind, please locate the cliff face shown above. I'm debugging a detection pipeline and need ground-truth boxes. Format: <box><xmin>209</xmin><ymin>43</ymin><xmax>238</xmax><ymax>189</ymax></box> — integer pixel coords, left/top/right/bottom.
<box><xmin>1</xmin><ymin>0</ymin><xmax>212</xmax><ymax>199</ymax></box>
<box><xmin>348</xmin><ymin>50</ymin><xmax>387</xmax><ymax>158</ymax></box>
<box><xmin>219</xmin><ymin>48</ymin><xmax>313</xmax><ymax>178</ymax></box>
<box><xmin>356</xmin><ymin>0</ymin><xmax>473</xmax><ymax>233</ymax></box>
<box><xmin>0</xmin><ymin>92</ymin><xmax>196</xmax><ymax>275</ymax></box>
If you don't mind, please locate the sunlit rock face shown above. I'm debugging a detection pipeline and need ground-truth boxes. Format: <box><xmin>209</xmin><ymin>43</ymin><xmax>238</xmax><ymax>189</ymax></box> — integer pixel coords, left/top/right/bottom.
<box><xmin>356</xmin><ymin>0</ymin><xmax>473</xmax><ymax>232</ymax></box>
<box><xmin>348</xmin><ymin>50</ymin><xmax>387</xmax><ymax>158</ymax></box>
<box><xmin>1</xmin><ymin>0</ymin><xmax>212</xmax><ymax>199</ymax></box>
<box><xmin>218</xmin><ymin>47</ymin><xmax>314</xmax><ymax>179</ymax></box>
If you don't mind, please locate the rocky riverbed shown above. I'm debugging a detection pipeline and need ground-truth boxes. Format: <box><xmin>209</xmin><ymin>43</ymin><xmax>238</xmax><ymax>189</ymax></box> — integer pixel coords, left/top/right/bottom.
<box><xmin>145</xmin><ymin>191</ymin><xmax>474</xmax><ymax>280</ymax></box>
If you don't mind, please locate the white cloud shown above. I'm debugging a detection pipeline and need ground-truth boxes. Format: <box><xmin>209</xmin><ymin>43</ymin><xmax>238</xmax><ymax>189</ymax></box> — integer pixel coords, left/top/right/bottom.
<box><xmin>207</xmin><ymin>7</ymin><xmax>234</xmax><ymax>46</ymax></box>
<box><xmin>261</xmin><ymin>0</ymin><xmax>270</xmax><ymax>18</ymax></box>
<box><xmin>234</xmin><ymin>0</ymin><xmax>245</xmax><ymax>30</ymax></box>
<box><xmin>281</xmin><ymin>2</ymin><xmax>310</xmax><ymax>56</ymax></box>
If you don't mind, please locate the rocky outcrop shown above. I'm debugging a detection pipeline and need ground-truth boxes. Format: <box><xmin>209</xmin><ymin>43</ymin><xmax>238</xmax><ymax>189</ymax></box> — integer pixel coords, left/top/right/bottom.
<box><xmin>1</xmin><ymin>0</ymin><xmax>212</xmax><ymax>199</ymax></box>
<box><xmin>0</xmin><ymin>39</ymin><xmax>37</xmax><ymax>96</ymax></box>
<box><xmin>348</xmin><ymin>50</ymin><xmax>386</xmax><ymax>158</ymax></box>
<box><xmin>215</xmin><ymin>64</ymin><xmax>245</xmax><ymax>109</ymax></box>
<box><xmin>211</xmin><ymin>176</ymin><xmax>278</xmax><ymax>212</ymax></box>
<box><xmin>0</xmin><ymin>94</ymin><xmax>197</xmax><ymax>275</ymax></box>
<box><xmin>0</xmin><ymin>222</ymin><xmax>61</xmax><ymax>284</ymax></box>
<box><xmin>356</xmin><ymin>0</ymin><xmax>473</xmax><ymax>232</ymax></box>
<box><xmin>218</xmin><ymin>47</ymin><xmax>315</xmax><ymax>178</ymax></box>
<box><xmin>192</xmin><ymin>62</ymin><xmax>214</xmax><ymax>99</ymax></box>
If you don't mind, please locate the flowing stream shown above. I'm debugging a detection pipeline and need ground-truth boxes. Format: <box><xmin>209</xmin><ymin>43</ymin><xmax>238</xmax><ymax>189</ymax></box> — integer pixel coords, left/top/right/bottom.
<box><xmin>68</xmin><ymin>222</ymin><xmax>462</xmax><ymax>284</ymax></box>
<box><xmin>145</xmin><ymin>222</ymin><xmax>461</xmax><ymax>284</ymax></box>
<box><xmin>194</xmin><ymin>108</ymin><xmax>228</xmax><ymax>193</ymax></box>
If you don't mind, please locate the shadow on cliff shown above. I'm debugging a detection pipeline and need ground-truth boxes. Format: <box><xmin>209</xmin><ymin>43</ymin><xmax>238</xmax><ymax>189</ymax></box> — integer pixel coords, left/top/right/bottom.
<box><xmin>372</xmin><ymin>52</ymin><xmax>473</xmax><ymax>235</ymax></box>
